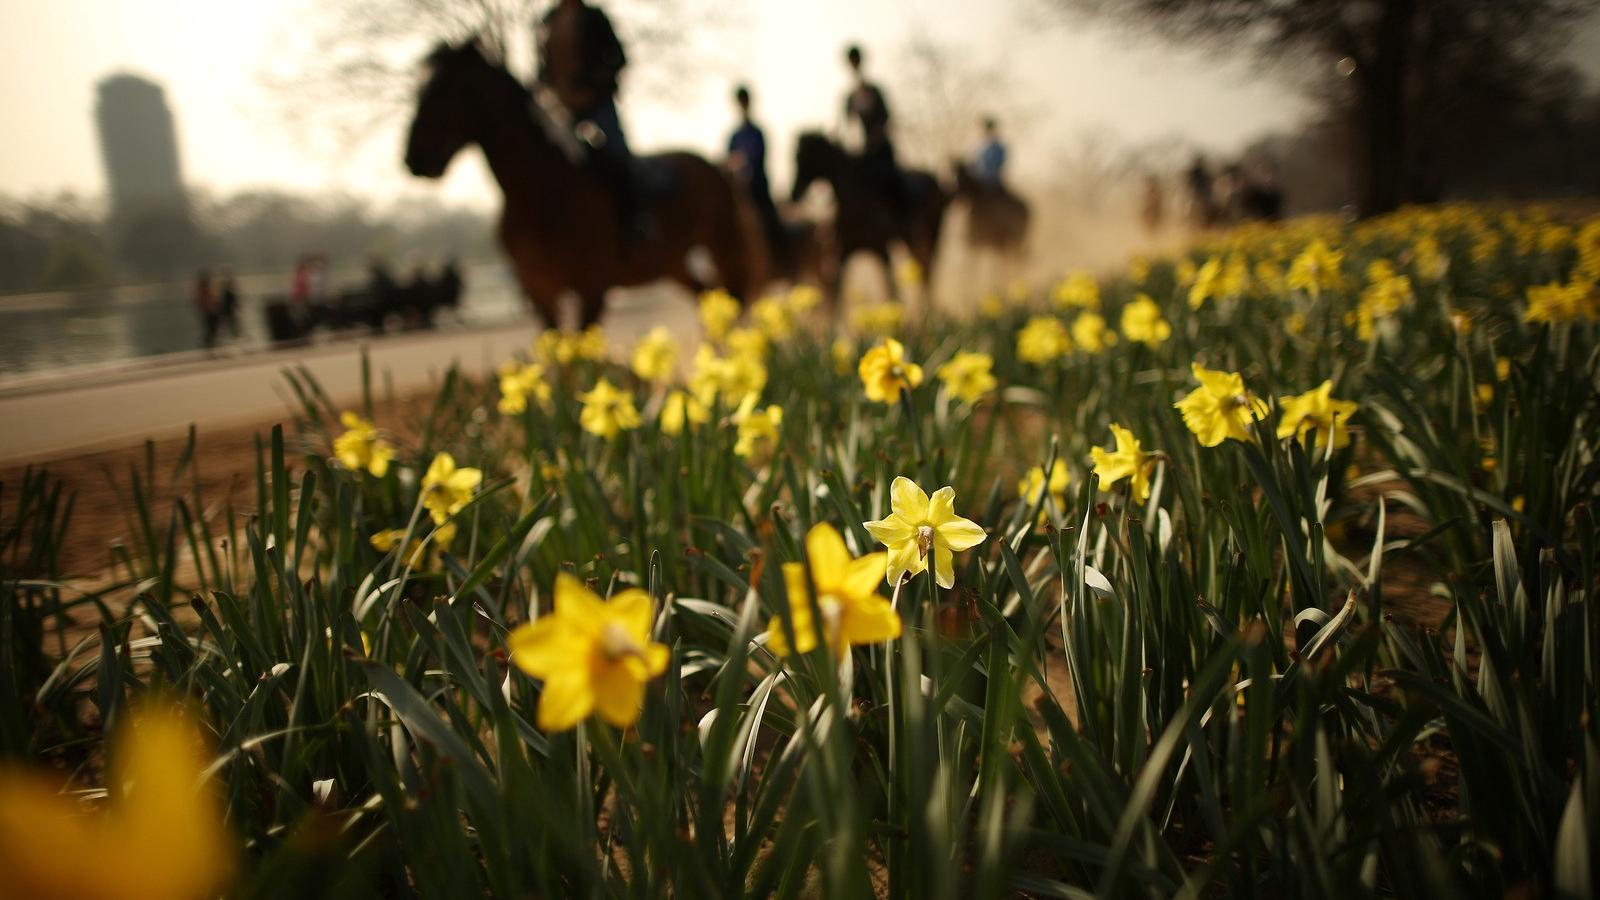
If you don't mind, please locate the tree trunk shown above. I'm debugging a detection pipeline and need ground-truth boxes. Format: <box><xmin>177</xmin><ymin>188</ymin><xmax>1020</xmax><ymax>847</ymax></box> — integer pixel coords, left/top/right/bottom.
<box><xmin>1352</xmin><ymin>0</ymin><xmax>1415</xmax><ymax>217</ymax></box>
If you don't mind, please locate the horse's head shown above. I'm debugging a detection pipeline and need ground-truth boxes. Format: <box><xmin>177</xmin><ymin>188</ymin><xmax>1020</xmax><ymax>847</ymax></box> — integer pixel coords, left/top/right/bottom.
<box><xmin>405</xmin><ymin>40</ymin><xmax>496</xmax><ymax>178</ymax></box>
<box><xmin>790</xmin><ymin>131</ymin><xmax>836</xmax><ymax>203</ymax></box>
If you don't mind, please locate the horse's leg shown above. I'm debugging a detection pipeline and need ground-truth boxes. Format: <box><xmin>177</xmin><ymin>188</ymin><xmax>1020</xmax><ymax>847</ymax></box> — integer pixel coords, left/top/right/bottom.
<box><xmin>876</xmin><ymin>246</ymin><xmax>898</xmax><ymax>304</ymax></box>
<box><xmin>577</xmin><ymin>291</ymin><xmax>607</xmax><ymax>329</ymax></box>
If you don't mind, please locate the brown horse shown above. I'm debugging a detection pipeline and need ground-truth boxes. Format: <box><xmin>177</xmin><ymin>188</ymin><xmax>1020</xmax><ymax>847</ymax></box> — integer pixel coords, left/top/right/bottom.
<box><xmin>951</xmin><ymin>163</ymin><xmax>1030</xmax><ymax>292</ymax></box>
<box><xmin>790</xmin><ymin>132</ymin><xmax>947</xmax><ymax>313</ymax></box>
<box><xmin>405</xmin><ymin>42</ymin><xmax>764</xmax><ymax>327</ymax></box>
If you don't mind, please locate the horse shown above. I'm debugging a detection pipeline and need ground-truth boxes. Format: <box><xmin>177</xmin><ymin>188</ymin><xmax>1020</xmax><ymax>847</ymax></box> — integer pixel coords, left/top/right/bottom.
<box><xmin>950</xmin><ymin>163</ymin><xmax>1030</xmax><ymax>293</ymax></box>
<box><xmin>404</xmin><ymin>41</ymin><xmax>764</xmax><ymax>328</ymax></box>
<box><xmin>790</xmin><ymin>131</ymin><xmax>947</xmax><ymax>314</ymax></box>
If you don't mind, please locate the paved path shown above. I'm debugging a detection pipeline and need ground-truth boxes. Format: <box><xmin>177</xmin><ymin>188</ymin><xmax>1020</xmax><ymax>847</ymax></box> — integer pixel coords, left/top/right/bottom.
<box><xmin>0</xmin><ymin>288</ymin><xmax>699</xmax><ymax>464</ymax></box>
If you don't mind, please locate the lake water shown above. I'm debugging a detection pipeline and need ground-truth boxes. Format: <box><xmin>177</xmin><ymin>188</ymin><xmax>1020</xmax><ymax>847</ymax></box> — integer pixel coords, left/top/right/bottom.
<box><xmin>0</xmin><ymin>261</ymin><xmax>530</xmax><ymax>382</ymax></box>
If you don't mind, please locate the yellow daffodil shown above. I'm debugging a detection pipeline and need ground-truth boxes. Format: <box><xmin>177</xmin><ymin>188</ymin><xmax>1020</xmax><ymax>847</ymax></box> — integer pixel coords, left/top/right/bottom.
<box><xmin>333</xmin><ymin>411</ymin><xmax>394</xmax><ymax>477</ymax></box>
<box><xmin>1495</xmin><ymin>356</ymin><xmax>1511</xmax><ymax>381</ymax></box>
<box><xmin>731</xmin><ymin>394</ymin><xmax>783</xmax><ymax>458</ymax></box>
<box><xmin>897</xmin><ymin>258</ymin><xmax>924</xmax><ymax>288</ymax></box>
<box><xmin>1128</xmin><ymin>257</ymin><xmax>1150</xmax><ymax>285</ymax></box>
<box><xmin>629</xmin><ymin>326</ymin><xmax>678</xmax><ymax>384</ymax></box>
<box><xmin>1175</xmin><ymin>363</ymin><xmax>1270</xmax><ymax>447</ymax></box>
<box><xmin>1051</xmin><ymin>271</ymin><xmax>1100</xmax><ymax>310</ymax></box>
<box><xmin>786</xmin><ymin>284</ymin><xmax>822</xmax><ymax>314</ymax></box>
<box><xmin>1287</xmin><ymin>240</ymin><xmax>1344</xmax><ymax>297</ymax></box>
<box><xmin>699</xmin><ymin>288</ymin><xmax>741</xmax><ymax>343</ymax></box>
<box><xmin>1524</xmin><ymin>279</ymin><xmax>1599</xmax><ymax>324</ymax></box>
<box><xmin>858</xmin><ymin>337</ymin><xmax>924</xmax><ymax>403</ymax></box>
<box><xmin>535</xmin><ymin>329</ymin><xmax>576</xmax><ymax>366</ymax></box>
<box><xmin>659</xmin><ymin>389</ymin><xmax>709</xmax><ymax>436</ymax></box>
<box><xmin>1018</xmin><ymin>460</ymin><xmax>1070</xmax><ymax>520</ymax></box>
<box><xmin>1412</xmin><ymin>234</ymin><xmax>1448</xmax><ymax>282</ymax></box>
<box><xmin>1017</xmin><ymin>315</ymin><xmax>1071</xmax><ymax>364</ymax></box>
<box><xmin>578</xmin><ymin>377</ymin><xmax>642</xmax><ymax>440</ymax></box>
<box><xmin>750</xmin><ymin>296</ymin><xmax>794</xmax><ymax>340</ymax></box>
<box><xmin>850</xmin><ymin>301</ymin><xmax>905</xmax><ymax>335</ymax></box>
<box><xmin>937</xmin><ymin>351</ymin><xmax>997</xmax><ymax>404</ymax></box>
<box><xmin>421</xmin><ymin>452</ymin><xmax>482</xmax><ymax>524</ymax></box>
<box><xmin>370</xmin><ymin>521</ymin><xmax>456</xmax><ymax>570</ymax></box>
<box><xmin>1089</xmin><ymin>423</ymin><xmax>1153</xmax><ymax>504</ymax></box>
<box><xmin>689</xmin><ymin>344</ymin><xmax>768</xmax><ymax>405</ymax></box>
<box><xmin>766</xmin><ymin>523</ymin><xmax>898</xmax><ymax>657</ymax></box>
<box><xmin>863</xmin><ymin>476</ymin><xmax>986</xmax><ymax>588</ymax></box>
<box><xmin>1120</xmin><ymin>294</ymin><xmax>1171</xmax><ymax>347</ymax></box>
<box><xmin>498</xmin><ymin>361</ymin><xmax>552</xmax><ymax>415</ymax></box>
<box><xmin>0</xmin><ymin>703</ymin><xmax>235</xmax><ymax>900</ymax></box>
<box><xmin>1276</xmin><ymin>381</ymin><xmax>1359</xmax><ymax>450</ymax></box>
<box><xmin>1188</xmin><ymin>255</ymin><xmax>1223</xmax><ymax>309</ymax></box>
<box><xmin>725</xmin><ymin>326</ymin><xmax>769</xmax><ymax>363</ymax></box>
<box><xmin>507</xmin><ymin>573</ymin><xmax>670</xmax><ymax>731</ymax></box>
<box><xmin>1070</xmin><ymin>312</ymin><xmax>1117</xmax><ymax>353</ymax></box>
<box><xmin>979</xmin><ymin>293</ymin><xmax>1005</xmax><ymax>319</ymax></box>
<box><xmin>575</xmin><ymin>324</ymin><xmax>609</xmax><ymax>361</ymax></box>
<box><xmin>830</xmin><ymin>337</ymin><xmax>856</xmax><ymax>375</ymax></box>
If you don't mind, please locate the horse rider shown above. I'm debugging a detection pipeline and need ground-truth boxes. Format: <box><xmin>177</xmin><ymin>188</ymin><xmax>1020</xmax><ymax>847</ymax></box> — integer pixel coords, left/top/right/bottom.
<box><xmin>970</xmin><ymin>116</ymin><xmax>1008</xmax><ymax>191</ymax></box>
<box><xmin>537</xmin><ymin>0</ymin><xmax>643</xmax><ymax>246</ymax></box>
<box><xmin>842</xmin><ymin>44</ymin><xmax>906</xmax><ymax>215</ymax></box>
<box><xmin>728</xmin><ymin>84</ymin><xmax>779</xmax><ymax>235</ymax></box>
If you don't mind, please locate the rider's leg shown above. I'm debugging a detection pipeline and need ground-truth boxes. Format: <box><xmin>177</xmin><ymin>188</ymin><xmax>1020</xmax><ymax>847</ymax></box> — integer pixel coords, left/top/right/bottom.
<box><xmin>583</xmin><ymin>99</ymin><xmax>643</xmax><ymax>250</ymax></box>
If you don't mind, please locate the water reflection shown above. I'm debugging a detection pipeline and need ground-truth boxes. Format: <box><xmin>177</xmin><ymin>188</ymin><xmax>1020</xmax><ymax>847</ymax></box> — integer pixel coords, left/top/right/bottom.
<box><xmin>0</xmin><ymin>261</ymin><xmax>526</xmax><ymax>380</ymax></box>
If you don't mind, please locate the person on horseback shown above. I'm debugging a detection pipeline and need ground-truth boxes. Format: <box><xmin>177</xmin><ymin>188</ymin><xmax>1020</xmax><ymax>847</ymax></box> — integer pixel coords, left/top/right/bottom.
<box><xmin>842</xmin><ymin>44</ymin><xmax>906</xmax><ymax>215</ymax></box>
<box><xmin>728</xmin><ymin>84</ymin><xmax>779</xmax><ymax>233</ymax></box>
<box><xmin>970</xmin><ymin>116</ymin><xmax>1007</xmax><ymax>190</ymax></box>
<box><xmin>537</xmin><ymin>0</ymin><xmax>642</xmax><ymax>246</ymax></box>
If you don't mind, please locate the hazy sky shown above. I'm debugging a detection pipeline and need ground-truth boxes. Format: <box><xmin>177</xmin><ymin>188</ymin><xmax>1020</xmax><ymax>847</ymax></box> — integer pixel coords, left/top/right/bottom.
<box><xmin>3</xmin><ymin>0</ymin><xmax>1597</xmax><ymax>209</ymax></box>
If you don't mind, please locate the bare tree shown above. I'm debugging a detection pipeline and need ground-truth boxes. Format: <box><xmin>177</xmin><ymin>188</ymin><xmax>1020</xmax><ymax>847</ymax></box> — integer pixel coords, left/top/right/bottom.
<box><xmin>261</xmin><ymin>0</ymin><xmax>727</xmax><ymax>155</ymax></box>
<box><xmin>1046</xmin><ymin>0</ymin><xmax>1600</xmax><ymax>215</ymax></box>
<box><xmin>887</xmin><ymin>30</ymin><xmax>1028</xmax><ymax>175</ymax></box>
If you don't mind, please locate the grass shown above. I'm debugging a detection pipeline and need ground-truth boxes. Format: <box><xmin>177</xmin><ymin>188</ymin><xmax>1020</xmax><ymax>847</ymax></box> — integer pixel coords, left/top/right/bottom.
<box><xmin>2</xmin><ymin>203</ymin><xmax>1598</xmax><ymax>899</ymax></box>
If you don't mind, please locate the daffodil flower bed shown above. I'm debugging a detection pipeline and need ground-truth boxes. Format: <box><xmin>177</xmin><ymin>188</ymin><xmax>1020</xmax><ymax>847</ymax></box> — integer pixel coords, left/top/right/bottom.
<box><xmin>3</xmin><ymin>203</ymin><xmax>1599</xmax><ymax>898</ymax></box>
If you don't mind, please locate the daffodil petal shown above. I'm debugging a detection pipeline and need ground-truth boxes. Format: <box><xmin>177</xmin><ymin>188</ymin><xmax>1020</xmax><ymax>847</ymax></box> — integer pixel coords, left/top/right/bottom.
<box><xmin>886</xmin><ymin>538</ymin><xmax>926</xmax><ymax>585</ymax></box>
<box><xmin>804</xmin><ymin>523</ymin><xmax>851</xmax><ymax>589</ymax></box>
<box><xmin>591</xmin><ymin>661</ymin><xmax>646</xmax><ymax>727</ymax></box>
<box><xmin>536</xmin><ymin>672</ymin><xmax>594</xmax><ymax>731</ymax></box>
<box><xmin>507</xmin><ymin>617</ymin><xmax>584</xmax><ymax>678</ymax></box>
<box><xmin>889</xmin><ymin>476</ymin><xmax>929</xmax><ymax>522</ymax></box>
<box><xmin>864</xmin><ymin>515</ymin><xmax>914</xmax><ymax>547</ymax></box>
<box><xmin>842</xmin><ymin>596</ymin><xmax>902</xmax><ymax>645</ymax></box>
<box><xmin>841</xmin><ymin>553</ymin><xmax>888</xmax><ymax>601</ymax></box>
<box><xmin>933</xmin><ymin>544</ymin><xmax>955</xmax><ymax>589</ymax></box>
<box><xmin>605</xmin><ymin>588</ymin><xmax>656</xmax><ymax>642</ymax></box>
<box><xmin>936</xmin><ymin>516</ymin><xmax>986</xmax><ymax>552</ymax></box>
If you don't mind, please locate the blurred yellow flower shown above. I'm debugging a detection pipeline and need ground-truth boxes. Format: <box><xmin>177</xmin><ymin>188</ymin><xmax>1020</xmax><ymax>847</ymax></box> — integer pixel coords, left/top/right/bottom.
<box><xmin>689</xmin><ymin>344</ymin><xmax>767</xmax><ymax>405</ymax></box>
<box><xmin>371</xmin><ymin>521</ymin><xmax>456</xmax><ymax>570</ymax></box>
<box><xmin>1188</xmin><ymin>256</ymin><xmax>1222</xmax><ymax>309</ymax></box>
<box><xmin>1277</xmin><ymin>381</ymin><xmax>1359</xmax><ymax>450</ymax></box>
<box><xmin>629</xmin><ymin>326</ymin><xmax>678</xmax><ymax>384</ymax></box>
<box><xmin>1089</xmin><ymin>423</ymin><xmax>1152</xmax><ymax>504</ymax></box>
<box><xmin>659</xmin><ymin>389</ymin><xmax>709</xmax><ymax>436</ymax></box>
<box><xmin>575</xmin><ymin>324</ymin><xmax>608</xmax><ymax>361</ymax></box>
<box><xmin>1175</xmin><ymin>257</ymin><xmax>1198</xmax><ymax>287</ymax></box>
<box><xmin>1524</xmin><ymin>279</ymin><xmax>1598</xmax><ymax>324</ymax></box>
<box><xmin>1017</xmin><ymin>315</ymin><xmax>1071</xmax><ymax>364</ymax></box>
<box><xmin>1018</xmin><ymin>460</ymin><xmax>1070</xmax><ymax>519</ymax></box>
<box><xmin>750</xmin><ymin>296</ymin><xmax>794</xmax><ymax>340</ymax></box>
<box><xmin>1070</xmin><ymin>311</ymin><xmax>1117</xmax><ymax>353</ymax></box>
<box><xmin>333</xmin><ymin>411</ymin><xmax>394</xmax><ymax>477</ymax></box>
<box><xmin>830</xmin><ymin>337</ymin><xmax>856</xmax><ymax>375</ymax></box>
<box><xmin>851</xmin><ymin>301</ymin><xmax>905</xmax><ymax>335</ymax></box>
<box><xmin>863</xmin><ymin>476</ymin><xmax>986</xmax><ymax>588</ymax></box>
<box><xmin>897</xmin><ymin>258</ymin><xmax>924</xmax><ymax>288</ymax></box>
<box><xmin>786</xmin><ymin>284</ymin><xmax>822</xmax><ymax>314</ymax></box>
<box><xmin>1051</xmin><ymin>271</ymin><xmax>1100</xmax><ymax>311</ymax></box>
<box><xmin>1495</xmin><ymin>356</ymin><xmax>1511</xmax><ymax>382</ymax></box>
<box><xmin>766</xmin><ymin>523</ymin><xmax>897</xmax><ymax>657</ymax></box>
<box><xmin>1120</xmin><ymin>295</ymin><xmax>1171</xmax><ymax>347</ymax></box>
<box><xmin>421</xmin><ymin>452</ymin><xmax>482</xmax><ymax>524</ymax></box>
<box><xmin>858</xmin><ymin>337</ymin><xmax>924</xmax><ymax>403</ymax></box>
<box><xmin>1175</xmin><ymin>363</ymin><xmax>1270</xmax><ymax>447</ymax></box>
<box><xmin>578</xmin><ymin>377</ymin><xmax>642</xmax><ymax>440</ymax></box>
<box><xmin>936</xmin><ymin>351</ymin><xmax>997</xmax><ymax>404</ymax></box>
<box><xmin>498</xmin><ymin>361</ymin><xmax>552</xmax><ymax>415</ymax></box>
<box><xmin>731</xmin><ymin>394</ymin><xmax>783</xmax><ymax>458</ymax></box>
<box><xmin>699</xmin><ymin>288</ymin><xmax>741</xmax><ymax>343</ymax></box>
<box><xmin>0</xmin><ymin>703</ymin><xmax>234</xmax><ymax>900</ymax></box>
<box><xmin>507</xmin><ymin>573</ymin><xmax>669</xmax><ymax>731</ymax></box>
<box><xmin>725</xmin><ymin>326</ymin><xmax>769</xmax><ymax>363</ymax></box>
<box><xmin>1287</xmin><ymin>240</ymin><xmax>1344</xmax><ymax>297</ymax></box>
<box><xmin>1128</xmin><ymin>256</ymin><xmax>1150</xmax><ymax>285</ymax></box>
<box><xmin>1412</xmin><ymin>234</ymin><xmax>1448</xmax><ymax>282</ymax></box>
<box><xmin>979</xmin><ymin>293</ymin><xmax>1005</xmax><ymax>319</ymax></box>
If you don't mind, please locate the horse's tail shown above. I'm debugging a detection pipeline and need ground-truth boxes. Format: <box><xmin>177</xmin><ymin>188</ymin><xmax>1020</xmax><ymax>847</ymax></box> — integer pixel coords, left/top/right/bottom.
<box><xmin>718</xmin><ymin>174</ymin><xmax>769</xmax><ymax>302</ymax></box>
